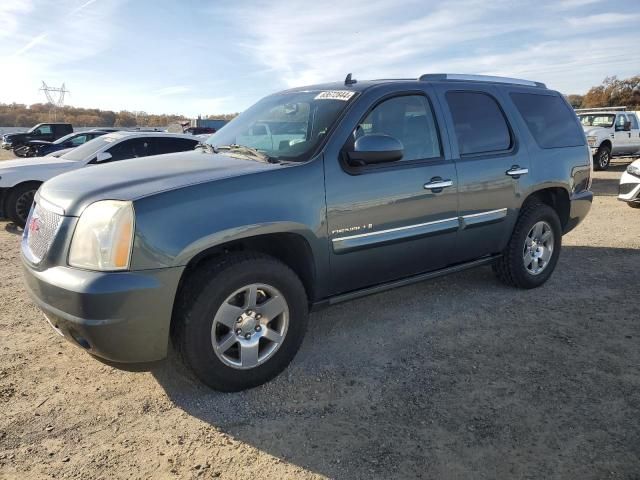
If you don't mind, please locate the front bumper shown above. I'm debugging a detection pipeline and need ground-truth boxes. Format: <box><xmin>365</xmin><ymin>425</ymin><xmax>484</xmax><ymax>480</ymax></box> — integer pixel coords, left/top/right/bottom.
<box><xmin>22</xmin><ymin>260</ymin><xmax>184</xmax><ymax>363</ymax></box>
<box><xmin>1</xmin><ymin>141</ymin><xmax>12</xmax><ymax>150</ymax></box>
<box><xmin>618</xmin><ymin>170</ymin><xmax>640</xmax><ymax>202</ymax></box>
<box><xmin>564</xmin><ymin>190</ymin><xmax>594</xmax><ymax>234</ymax></box>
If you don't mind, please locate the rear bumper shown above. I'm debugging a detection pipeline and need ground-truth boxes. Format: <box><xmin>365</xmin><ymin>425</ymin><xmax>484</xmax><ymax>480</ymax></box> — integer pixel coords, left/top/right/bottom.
<box><xmin>564</xmin><ymin>190</ymin><xmax>593</xmax><ymax>234</ymax></box>
<box><xmin>22</xmin><ymin>260</ymin><xmax>184</xmax><ymax>363</ymax></box>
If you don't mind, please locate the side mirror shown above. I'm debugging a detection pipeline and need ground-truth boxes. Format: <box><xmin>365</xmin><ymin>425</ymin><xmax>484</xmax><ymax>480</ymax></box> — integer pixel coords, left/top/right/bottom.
<box><xmin>348</xmin><ymin>134</ymin><xmax>404</xmax><ymax>165</ymax></box>
<box><xmin>96</xmin><ymin>152</ymin><xmax>112</xmax><ymax>163</ymax></box>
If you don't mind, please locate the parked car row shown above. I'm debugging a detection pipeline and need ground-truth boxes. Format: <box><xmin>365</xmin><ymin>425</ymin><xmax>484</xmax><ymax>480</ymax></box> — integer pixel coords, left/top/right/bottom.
<box><xmin>0</xmin><ymin>132</ymin><xmax>200</xmax><ymax>226</ymax></box>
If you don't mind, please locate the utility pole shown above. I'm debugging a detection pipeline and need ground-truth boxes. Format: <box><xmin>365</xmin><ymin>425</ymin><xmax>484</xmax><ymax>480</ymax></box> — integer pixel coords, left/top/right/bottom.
<box><xmin>40</xmin><ymin>81</ymin><xmax>69</xmax><ymax>121</ymax></box>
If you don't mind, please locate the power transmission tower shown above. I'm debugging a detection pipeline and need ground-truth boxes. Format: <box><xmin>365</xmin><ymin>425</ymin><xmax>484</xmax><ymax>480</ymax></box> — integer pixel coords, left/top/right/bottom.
<box><xmin>40</xmin><ymin>81</ymin><xmax>69</xmax><ymax>121</ymax></box>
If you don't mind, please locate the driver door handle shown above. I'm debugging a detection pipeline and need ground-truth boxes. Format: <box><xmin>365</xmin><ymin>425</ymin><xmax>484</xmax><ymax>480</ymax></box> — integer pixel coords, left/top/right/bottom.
<box><xmin>506</xmin><ymin>166</ymin><xmax>528</xmax><ymax>177</ymax></box>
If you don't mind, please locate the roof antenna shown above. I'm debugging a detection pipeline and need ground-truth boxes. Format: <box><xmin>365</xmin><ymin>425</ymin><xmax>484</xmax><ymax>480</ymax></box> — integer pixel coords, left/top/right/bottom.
<box><xmin>344</xmin><ymin>73</ymin><xmax>357</xmax><ymax>85</ymax></box>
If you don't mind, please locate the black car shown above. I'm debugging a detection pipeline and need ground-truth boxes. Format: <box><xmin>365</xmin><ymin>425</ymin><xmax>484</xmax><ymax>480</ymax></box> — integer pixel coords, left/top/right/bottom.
<box><xmin>2</xmin><ymin>123</ymin><xmax>73</xmax><ymax>156</ymax></box>
<box><xmin>22</xmin><ymin>130</ymin><xmax>110</xmax><ymax>157</ymax></box>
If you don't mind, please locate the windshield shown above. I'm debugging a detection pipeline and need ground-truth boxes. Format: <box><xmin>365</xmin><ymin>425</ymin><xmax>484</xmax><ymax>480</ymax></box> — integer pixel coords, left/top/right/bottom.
<box><xmin>205</xmin><ymin>90</ymin><xmax>357</xmax><ymax>161</ymax></box>
<box><xmin>60</xmin><ymin>135</ymin><xmax>119</xmax><ymax>161</ymax></box>
<box><xmin>53</xmin><ymin>132</ymin><xmax>77</xmax><ymax>144</ymax></box>
<box><xmin>579</xmin><ymin>114</ymin><xmax>615</xmax><ymax>128</ymax></box>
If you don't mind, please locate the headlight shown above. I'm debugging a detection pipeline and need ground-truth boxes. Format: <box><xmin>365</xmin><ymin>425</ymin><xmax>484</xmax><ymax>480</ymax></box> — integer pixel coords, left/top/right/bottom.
<box><xmin>68</xmin><ymin>200</ymin><xmax>135</xmax><ymax>271</ymax></box>
<box><xmin>586</xmin><ymin>136</ymin><xmax>597</xmax><ymax>147</ymax></box>
<box><xmin>627</xmin><ymin>164</ymin><xmax>640</xmax><ymax>178</ymax></box>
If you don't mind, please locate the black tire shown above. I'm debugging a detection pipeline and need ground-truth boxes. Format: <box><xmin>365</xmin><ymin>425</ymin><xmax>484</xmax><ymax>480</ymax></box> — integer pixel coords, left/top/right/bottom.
<box><xmin>6</xmin><ymin>183</ymin><xmax>39</xmax><ymax>228</ymax></box>
<box><xmin>173</xmin><ymin>252</ymin><xmax>309</xmax><ymax>392</ymax></box>
<box><xmin>628</xmin><ymin>202</ymin><xmax>640</xmax><ymax>209</ymax></box>
<box><xmin>13</xmin><ymin>145</ymin><xmax>28</xmax><ymax>157</ymax></box>
<box><xmin>593</xmin><ymin>144</ymin><xmax>611</xmax><ymax>171</ymax></box>
<box><xmin>492</xmin><ymin>202</ymin><xmax>562</xmax><ymax>289</ymax></box>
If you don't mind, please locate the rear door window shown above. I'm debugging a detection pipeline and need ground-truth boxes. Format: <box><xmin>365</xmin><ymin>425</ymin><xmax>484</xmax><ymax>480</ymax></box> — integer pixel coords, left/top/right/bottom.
<box><xmin>154</xmin><ymin>137</ymin><xmax>199</xmax><ymax>155</ymax></box>
<box><xmin>105</xmin><ymin>138</ymin><xmax>152</xmax><ymax>161</ymax></box>
<box><xmin>445</xmin><ymin>91</ymin><xmax>512</xmax><ymax>155</ymax></box>
<box><xmin>510</xmin><ymin>93</ymin><xmax>585</xmax><ymax>148</ymax></box>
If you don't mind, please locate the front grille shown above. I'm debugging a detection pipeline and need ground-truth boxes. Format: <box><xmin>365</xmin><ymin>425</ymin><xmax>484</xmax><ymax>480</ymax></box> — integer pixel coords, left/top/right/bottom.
<box><xmin>619</xmin><ymin>183</ymin><xmax>638</xmax><ymax>196</ymax></box>
<box><xmin>25</xmin><ymin>203</ymin><xmax>62</xmax><ymax>263</ymax></box>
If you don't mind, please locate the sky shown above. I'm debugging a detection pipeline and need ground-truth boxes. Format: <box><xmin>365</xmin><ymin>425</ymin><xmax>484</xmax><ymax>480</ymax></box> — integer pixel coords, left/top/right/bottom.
<box><xmin>1</xmin><ymin>0</ymin><xmax>639</xmax><ymax>116</ymax></box>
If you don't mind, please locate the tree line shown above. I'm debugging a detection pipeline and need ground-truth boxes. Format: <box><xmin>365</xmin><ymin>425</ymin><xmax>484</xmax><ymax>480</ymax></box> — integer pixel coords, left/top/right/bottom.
<box><xmin>566</xmin><ymin>75</ymin><xmax>640</xmax><ymax>109</ymax></box>
<box><xmin>1</xmin><ymin>75</ymin><xmax>638</xmax><ymax>128</ymax></box>
<box><xmin>0</xmin><ymin>103</ymin><xmax>238</xmax><ymax>128</ymax></box>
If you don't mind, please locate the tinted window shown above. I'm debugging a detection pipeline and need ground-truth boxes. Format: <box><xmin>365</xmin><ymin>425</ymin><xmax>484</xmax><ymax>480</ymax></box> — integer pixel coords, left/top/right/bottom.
<box><xmin>106</xmin><ymin>138</ymin><xmax>152</xmax><ymax>162</ymax></box>
<box><xmin>629</xmin><ymin>114</ymin><xmax>639</xmax><ymax>130</ymax></box>
<box><xmin>353</xmin><ymin>95</ymin><xmax>441</xmax><ymax>161</ymax></box>
<box><xmin>69</xmin><ymin>134</ymin><xmax>88</xmax><ymax>146</ymax></box>
<box><xmin>616</xmin><ymin>114</ymin><xmax>628</xmax><ymax>130</ymax></box>
<box><xmin>154</xmin><ymin>137</ymin><xmax>198</xmax><ymax>155</ymax></box>
<box><xmin>511</xmin><ymin>93</ymin><xmax>585</xmax><ymax>148</ymax></box>
<box><xmin>446</xmin><ymin>92</ymin><xmax>511</xmax><ymax>155</ymax></box>
<box><xmin>38</xmin><ymin>125</ymin><xmax>52</xmax><ymax>135</ymax></box>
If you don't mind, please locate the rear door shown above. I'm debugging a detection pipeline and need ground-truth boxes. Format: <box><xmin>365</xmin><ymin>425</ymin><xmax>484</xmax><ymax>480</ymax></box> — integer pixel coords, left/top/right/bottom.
<box><xmin>433</xmin><ymin>85</ymin><xmax>529</xmax><ymax>263</ymax></box>
<box><xmin>324</xmin><ymin>87</ymin><xmax>459</xmax><ymax>294</ymax></box>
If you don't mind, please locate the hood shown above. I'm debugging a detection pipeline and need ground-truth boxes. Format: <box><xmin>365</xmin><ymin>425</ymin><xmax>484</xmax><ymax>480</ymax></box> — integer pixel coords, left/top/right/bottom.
<box><xmin>582</xmin><ymin>126</ymin><xmax>609</xmax><ymax>137</ymax></box>
<box><xmin>3</xmin><ymin>132</ymin><xmax>27</xmax><ymax>141</ymax></box>
<box><xmin>39</xmin><ymin>150</ymin><xmax>288</xmax><ymax>216</ymax></box>
<box><xmin>0</xmin><ymin>155</ymin><xmax>77</xmax><ymax>170</ymax></box>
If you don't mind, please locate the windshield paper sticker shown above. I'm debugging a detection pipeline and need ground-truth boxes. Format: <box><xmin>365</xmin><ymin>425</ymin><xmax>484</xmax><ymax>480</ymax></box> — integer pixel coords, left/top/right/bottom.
<box><xmin>315</xmin><ymin>90</ymin><xmax>355</xmax><ymax>101</ymax></box>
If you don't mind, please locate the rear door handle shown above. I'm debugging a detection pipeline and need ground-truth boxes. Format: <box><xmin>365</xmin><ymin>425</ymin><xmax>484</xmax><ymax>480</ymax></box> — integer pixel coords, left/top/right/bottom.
<box><xmin>506</xmin><ymin>166</ymin><xmax>528</xmax><ymax>178</ymax></box>
<box><xmin>424</xmin><ymin>178</ymin><xmax>453</xmax><ymax>191</ymax></box>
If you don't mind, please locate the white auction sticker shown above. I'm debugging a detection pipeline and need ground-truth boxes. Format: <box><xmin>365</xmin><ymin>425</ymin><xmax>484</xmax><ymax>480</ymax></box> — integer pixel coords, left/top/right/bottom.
<box><xmin>314</xmin><ymin>90</ymin><xmax>355</xmax><ymax>101</ymax></box>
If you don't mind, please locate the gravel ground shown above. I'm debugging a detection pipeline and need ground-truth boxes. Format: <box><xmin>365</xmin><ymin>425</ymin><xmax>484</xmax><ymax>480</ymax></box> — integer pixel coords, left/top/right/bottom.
<box><xmin>0</xmin><ymin>160</ymin><xmax>639</xmax><ymax>479</ymax></box>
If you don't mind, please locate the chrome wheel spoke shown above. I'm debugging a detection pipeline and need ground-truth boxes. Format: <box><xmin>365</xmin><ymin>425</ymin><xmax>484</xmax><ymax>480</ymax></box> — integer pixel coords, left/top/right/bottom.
<box><xmin>245</xmin><ymin>285</ymin><xmax>258</xmax><ymax>309</ymax></box>
<box><xmin>540</xmin><ymin>229</ymin><xmax>552</xmax><ymax>243</ymax></box>
<box><xmin>532</xmin><ymin>222</ymin><xmax>544</xmax><ymax>239</ymax></box>
<box><xmin>240</xmin><ymin>342</ymin><xmax>260</xmax><ymax>368</ymax></box>
<box><xmin>523</xmin><ymin>251</ymin><xmax>533</xmax><ymax>267</ymax></box>
<box><xmin>263</xmin><ymin>328</ymin><xmax>284</xmax><ymax>343</ymax></box>
<box><xmin>214</xmin><ymin>303</ymin><xmax>244</xmax><ymax>328</ymax></box>
<box><xmin>541</xmin><ymin>247</ymin><xmax>552</xmax><ymax>262</ymax></box>
<box><xmin>216</xmin><ymin>332</ymin><xmax>237</xmax><ymax>354</ymax></box>
<box><xmin>257</xmin><ymin>295</ymin><xmax>286</xmax><ymax>321</ymax></box>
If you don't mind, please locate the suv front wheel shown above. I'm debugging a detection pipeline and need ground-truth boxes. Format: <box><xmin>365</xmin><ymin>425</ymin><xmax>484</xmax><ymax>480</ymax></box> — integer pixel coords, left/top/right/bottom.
<box><xmin>174</xmin><ymin>253</ymin><xmax>309</xmax><ymax>392</ymax></box>
<box><xmin>493</xmin><ymin>202</ymin><xmax>562</xmax><ymax>289</ymax></box>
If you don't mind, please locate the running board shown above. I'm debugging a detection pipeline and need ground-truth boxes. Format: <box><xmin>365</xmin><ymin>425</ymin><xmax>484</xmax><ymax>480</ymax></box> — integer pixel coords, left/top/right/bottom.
<box><xmin>312</xmin><ymin>255</ymin><xmax>501</xmax><ymax>310</ymax></box>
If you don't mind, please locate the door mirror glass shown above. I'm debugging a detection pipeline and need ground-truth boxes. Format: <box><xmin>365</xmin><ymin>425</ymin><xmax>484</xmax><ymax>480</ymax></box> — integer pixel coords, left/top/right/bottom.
<box><xmin>96</xmin><ymin>151</ymin><xmax>112</xmax><ymax>163</ymax></box>
<box><xmin>348</xmin><ymin>134</ymin><xmax>404</xmax><ymax>165</ymax></box>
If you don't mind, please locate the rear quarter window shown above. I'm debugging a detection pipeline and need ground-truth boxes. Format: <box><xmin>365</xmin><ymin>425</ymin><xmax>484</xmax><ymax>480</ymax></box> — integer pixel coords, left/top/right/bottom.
<box><xmin>510</xmin><ymin>93</ymin><xmax>585</xmax><ymax>148</ymax></box>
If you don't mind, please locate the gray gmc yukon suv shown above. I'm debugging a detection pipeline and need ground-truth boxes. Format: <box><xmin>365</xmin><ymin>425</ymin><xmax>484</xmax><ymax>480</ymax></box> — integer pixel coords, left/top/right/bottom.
<box><xmin>22</xmin><ymin>74</ymin><xmax>593</xmax><ymax>391</ymax></box>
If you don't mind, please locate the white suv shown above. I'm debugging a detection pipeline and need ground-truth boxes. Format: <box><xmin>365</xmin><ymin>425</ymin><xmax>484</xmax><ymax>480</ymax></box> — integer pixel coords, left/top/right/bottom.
<box><xmin>577</xmin><ymin>108</ymin><xmax>640</xmax><ymax>170</ymax></box>
<box><xmin>0</xmin><ymin>132</ymin><xmax>199</xmax><ymax>227</ymax></box>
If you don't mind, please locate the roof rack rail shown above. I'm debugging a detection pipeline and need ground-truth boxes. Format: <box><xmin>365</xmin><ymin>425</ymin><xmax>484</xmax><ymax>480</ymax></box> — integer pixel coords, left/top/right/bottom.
<box><xmin>574</xmin><ymin>106</ymin><xmax>627</xmax><ymax>112</ymax></box>
<box><xmin>419</xmin><ymin>73</ymin><xmax>546</xmax><ymax>88</ymax></box>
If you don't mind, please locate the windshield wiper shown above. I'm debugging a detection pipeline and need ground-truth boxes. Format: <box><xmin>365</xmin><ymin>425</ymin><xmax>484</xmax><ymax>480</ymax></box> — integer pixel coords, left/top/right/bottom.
<box><xmin>195</xmin><ymin>143</ymin><xmax>215</xmax><ymax>153</ymax></box>
<box><xmin>213</xmin><ymin>144</ymin><xmax>276</xmax><ymax>163</ymax></box>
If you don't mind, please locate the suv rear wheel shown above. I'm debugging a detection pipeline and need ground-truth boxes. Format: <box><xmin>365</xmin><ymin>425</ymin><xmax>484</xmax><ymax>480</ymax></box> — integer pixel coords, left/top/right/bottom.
<box><xmin>593</xmin><ymin>144</ymin><xmax>611</xmax><ymax>171</ymax></box>
<box><xmin>174</xmin><ymin>253</ymin><xmax>308</xmax><ymax>391</ymax></box>
<box><xmin>493</xmin><ymin>202</ymin><xmax>562</xmax><ymax>289</ymax></box>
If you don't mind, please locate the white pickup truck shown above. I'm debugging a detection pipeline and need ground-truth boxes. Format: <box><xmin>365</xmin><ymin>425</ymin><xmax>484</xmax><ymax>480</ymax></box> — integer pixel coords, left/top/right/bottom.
<box><xmin>576</xmin><ymin>107</ymin><xmax>640</xmax><ymax>170</ymax></box>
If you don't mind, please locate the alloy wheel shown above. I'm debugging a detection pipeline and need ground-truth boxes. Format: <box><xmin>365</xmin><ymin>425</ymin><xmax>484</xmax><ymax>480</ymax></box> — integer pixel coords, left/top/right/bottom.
<box><xmin>211</xmin><ymin>283</ymin><xmax>289</xmax><ymax>369</ymax></box>
<box><xmin>523</xmin><ymin>220</ymin><xmax>554</xmax><ymax>275</ymax></box>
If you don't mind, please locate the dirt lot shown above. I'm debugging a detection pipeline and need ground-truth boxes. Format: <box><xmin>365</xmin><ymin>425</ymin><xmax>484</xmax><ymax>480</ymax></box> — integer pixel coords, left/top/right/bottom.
<box><xmin>0</xmin><ymin>159</ymin><xmax>639</xmax><ymax>480</ymax></box>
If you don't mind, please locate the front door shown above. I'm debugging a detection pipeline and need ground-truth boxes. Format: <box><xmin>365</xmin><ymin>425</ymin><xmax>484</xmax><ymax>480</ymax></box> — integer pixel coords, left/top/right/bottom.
<box><xmin>434</xmin><ymin>85</ymin><xmax>530</xmax><ymax>263</ymax></box>
<box><xmin>628</xmin><ymin>113</ymin><xmax>640</xmax><ymax>154</ymax></box>
<box><xmin>324</xmin><ymin>91</ymin><xmax>459</xmax><ymax>295</ymax></box>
